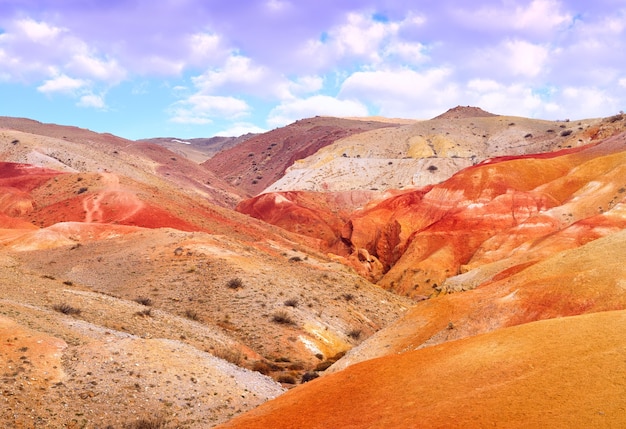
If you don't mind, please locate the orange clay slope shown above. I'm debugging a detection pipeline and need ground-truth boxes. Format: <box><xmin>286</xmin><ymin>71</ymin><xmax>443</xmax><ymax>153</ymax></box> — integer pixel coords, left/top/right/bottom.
<box><xmin>240</xmin><ymin>130</ymin><xmax>626</xmax><ymax>299</ymax></box>
<box><xmin>216</xmin><ymin>309</ymin><xmax>626</xmax><ymax>429</ymax></box>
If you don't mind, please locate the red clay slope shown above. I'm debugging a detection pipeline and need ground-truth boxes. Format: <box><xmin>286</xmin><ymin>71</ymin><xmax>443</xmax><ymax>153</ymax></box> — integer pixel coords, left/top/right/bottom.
<box><xmin>0</xmin><ymin>161</ymin><xmax>310</xmax><ymax>249</ymax></box>
<box><xmin>217</xmin><ymin>309</ymin><xmax>626</xmax><ymax>429</ymax></box>
<box><xmin>202</xmin><ymin>116</ymin><xmax>405</xmax><ymax>197</ymax></box>
<box><xmin>240</xmin><ymin>129</ymin><xmax>626</xmax><ymax>299</ymax></box>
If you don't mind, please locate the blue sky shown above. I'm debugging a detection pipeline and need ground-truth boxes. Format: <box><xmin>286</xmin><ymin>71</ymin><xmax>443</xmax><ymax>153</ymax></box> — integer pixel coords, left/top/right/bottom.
<box><xmin>1</xmin><ymin>0</ymin><xmax>625</xmax><ymax>139</ymax></box>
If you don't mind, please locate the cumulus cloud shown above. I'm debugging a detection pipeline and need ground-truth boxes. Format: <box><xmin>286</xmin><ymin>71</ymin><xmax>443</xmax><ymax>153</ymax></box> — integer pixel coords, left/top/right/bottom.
<box><xmin>37</xmin><ymin>74</ymin><xmax>88</xmax><ymax>95</ymax></box>
<box><xmin>465</xmin><ymin>79</ymin><xmax>546</xmax><ymax>116</ymax></box>
<box><xmin>339</xmin><ymin>67</ymin><xmax>458</xmax><ymax>118</ymax></box>
<box><xmin>267</xmin><ymin>95</ymin><xmax>368</xmax><ymax>127</ymax></box>
<box><xmin>77</xmin><ymin>93</ymin><xmax>106</xmax><ymax>109</ymax></box>
<box><xmin>192</xmin><ymin>55</ymin><xmax>271</xmax><ymax>95</ymax></box>
<box><xmin>299</xmin><ymin>11</ymin><xmax>428</xmax><ymax>70</ymax></box>
<box><xmin>168</xmin><ymin>95</ymin><xmax>250</xmax><ymax>124</ymax></box>
<box><xmin>215</xmin><ymin>122</ymin><xmax>268</xmax><ymax>137</ymax></box>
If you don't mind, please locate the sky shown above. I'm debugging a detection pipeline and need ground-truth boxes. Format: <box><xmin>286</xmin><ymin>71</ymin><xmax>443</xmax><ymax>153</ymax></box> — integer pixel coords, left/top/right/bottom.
<box><xmin>1</xmin><ymin>0</ymin><xmax>625</xmax><ymax>140</ymax></box>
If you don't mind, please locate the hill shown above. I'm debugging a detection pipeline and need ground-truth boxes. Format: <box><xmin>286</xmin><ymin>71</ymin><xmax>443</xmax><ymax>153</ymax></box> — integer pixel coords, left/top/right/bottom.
<box><xmin>2</xmin><ymin>110</ymin><xmax>626</xmax><ymax>427</ymax></box>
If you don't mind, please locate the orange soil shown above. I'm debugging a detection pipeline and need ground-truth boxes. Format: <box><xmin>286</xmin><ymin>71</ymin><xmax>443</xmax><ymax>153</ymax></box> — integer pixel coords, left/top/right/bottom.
<box><xmin>217</xmin><ymin>309</ymin><xmax>626</xmax><ymax>429</ymax></box>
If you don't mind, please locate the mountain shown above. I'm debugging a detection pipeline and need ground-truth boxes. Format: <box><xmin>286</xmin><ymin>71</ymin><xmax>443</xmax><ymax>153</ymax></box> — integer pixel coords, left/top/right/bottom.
<box><xmin>139</xmin><ymin>134</ymin><xmax>257</xmax><ymax>164</ymax></box>
<box><xmin>1</xmin><ymin>109</ymin><xmax>626</xmax><ymax>427</ymax></box>
<box><xmin>201</xmin><ymin>116</ymin><xmax>406</xmax><ymax>197</ymax></box>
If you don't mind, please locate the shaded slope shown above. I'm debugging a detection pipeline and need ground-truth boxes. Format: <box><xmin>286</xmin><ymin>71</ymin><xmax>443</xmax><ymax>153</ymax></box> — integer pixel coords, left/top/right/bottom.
<box><xmin>0</xmin><ymin>117</ymin><xmax>244</xmax><ymax>207</ymax></box>
<box><xmin>216</xmin><ymin>309</ymin><xmax>626</xmax><ymax>429</ymax></box>
<box><xmin>202</xmin><ymin>116</ymin><xmax>404</xmax><ymax>197</ymax></box>
<box><xmin>140</xmin><ymin>134</ymin><xmax>256</xmax><ymax>163</ymax></box>
<box><xmin>264</xmin><ymin>111</ymin><xmax>622</xmax><ymax>194</ymax></box>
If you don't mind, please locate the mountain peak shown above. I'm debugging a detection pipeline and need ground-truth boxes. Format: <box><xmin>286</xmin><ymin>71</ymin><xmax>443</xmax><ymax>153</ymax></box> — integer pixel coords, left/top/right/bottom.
<box><xmin>432</xmin><ymin>105</ymin><xmax>498</xmax><ymax>120</ymax></box>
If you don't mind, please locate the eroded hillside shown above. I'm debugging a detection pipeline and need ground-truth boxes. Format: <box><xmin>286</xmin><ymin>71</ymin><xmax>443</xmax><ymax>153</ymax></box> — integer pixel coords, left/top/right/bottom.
<box><xmin>2</xmin><ymin>110</ymin><xmax>626</xmax><ymax>428</ymax></box>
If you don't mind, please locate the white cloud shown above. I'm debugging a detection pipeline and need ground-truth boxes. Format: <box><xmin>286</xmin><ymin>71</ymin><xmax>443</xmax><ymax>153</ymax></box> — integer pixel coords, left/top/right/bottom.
<box><xmin>15</xmin><ymin>18</ymin><xmax>65</xmax><ymax>43</ymax></box>
<box><xmin>215</xmin><ymin>122</ymin><xmax>268</xmax><ymax>137</ymax></box>
<box><xmin>187</xmin><ymin>32</ymin><xmax>224</xmax><ymax>66</ymax></box>
<box><xmin>267</xmin><ymin>95</ymin><xmax>368</xmax><ymax>127</ymax></box>
<box><xmin>299</xmin><ymin>11</ymin><xmax>428</xmax><ymax>70</ymax></box>
<box><xmin>465</xmin><ymin>80</ymin><xmax>545</xmax><ymax>116</ymax></box>
<box><xmin>37</xmin><ymin>74</ymin><xmax>87</xmax><ymax>94</ymax></box>
<box><xmin>619</xmin><ymin>78</ymin><xmax>626</xmax><ymax>88</ymax></box>
<box><xmin>168</xmin><ymin>95</ymin><xmax>250</xmax><ymax>124</ymax></box>
<box><xmin>340</xmin><ymin>67</ymin><xmax>457</xmax><ymax>118</ymax></box>
<box><xmin>460</xmin><ymin>0</ymin><xmax>572</xmax><ymax>36</ymax></box>
<box><xmin>384</xmin><ymin>41</ymin><xmax>428</xmax><ymax>65</ymax></box>
<box><xmin>192</xmin><ymin>55</ymin><xmax>270</xmax><ymax>94</ymax></box>
<box><xmin>77</xmin><ymin>93</ymin><xmax>106</xmax><ymax>109</ymax></box>
<box><xmin>504</xmin><ymin>39</ymin><xmax>549</xmax><ymax>77</ymax></box>
<box><xmin>68</xmin><ymin>54</ymin><xmax>126</xmax><ymax>83</ymax></box>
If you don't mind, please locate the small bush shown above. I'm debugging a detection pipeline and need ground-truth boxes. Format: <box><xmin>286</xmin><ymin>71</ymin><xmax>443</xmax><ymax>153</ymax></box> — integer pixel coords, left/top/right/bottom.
<box><xmin>427</xmin><ymin>165</ymin><xmax>438</xmax><ymax>172</ymax></box>
<box><xmin>277</xmin><ymin>374</ymin><xmax>296</xmax><ymax>384</ymax></box>
<box><xmin>347</xmin><ymin>329</ymin><xmax>362</xmax><ymax>340</ymax></box>
<box><xmin>301</xmin><ymin>372</ymin><xmax>319</xmax><ymax>383</ymax></box>
<box><xmin>122</xmin><ymin>416</ymin><xmax>168</xmax><ymax>429</ymax></box>
<box><xmin>226</xmin><ymin>278</ymin><xmax>243</xmax><ymax>289</ymax></box>
<box><xmin>134</xmin><ymin>297</ymin><xmax>153</xmax><ymax>306</ymax></box>
<box><xmin>252</xmin><ymin>360</ymin><xmax>272</xmax><ymax>375</ymax></box>
<box><xmin>62</xmin><ymin>280</ymin><xmax>73</xmax><ymax>286</ymax></box>
<box><xmin>289</xmin><ymin>256</ymin><xmax>302</xmax><ymax>262</ymax></box>
<box><xmin>560</xmin><ymin>129</ymin><xmax>573</xmax><ymax>137</ymax></box>
<box><xmin>184</xmin><ymin>309</ymin><xmax>199</xmax><ymax>321</ymax></box>
<box><xmin>76</xmin><ymin>187</ymin><xmax>88</xmax><ymax>194</ymax></box>
<box><xmin>341</xmin><ymin>293</ymin><xmax>355</xmax><ymax>302</ymax></box>
<box><xmin>135</xmin><ymin>308</ymin><xmax>152</xmax><ymax>317</ymax></box>
<box><xmin>53</xmin><ymin>303</ymin><xmax>81</xmax><ymax>315</ymax></box>
<box><xmin>213</xmin><ymin>347</ymin><xmax>243</xmax><ymax>366</ymax></box>
<box><xmin>271</xmin><ymin>311</ymin><xmax>295</xmax><ymax>325</ymax></box>
<box><xmin>284</xmin><ymin>298</ymin><xmax>298</xmax><ymax>308</ymax></box>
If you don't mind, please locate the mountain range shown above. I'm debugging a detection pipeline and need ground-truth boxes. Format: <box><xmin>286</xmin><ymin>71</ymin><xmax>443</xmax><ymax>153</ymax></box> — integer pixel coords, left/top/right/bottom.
<box><xmin>1</xmin><ymin>107</ymin><xmax>625</xmax><ymax>428</ymax></box>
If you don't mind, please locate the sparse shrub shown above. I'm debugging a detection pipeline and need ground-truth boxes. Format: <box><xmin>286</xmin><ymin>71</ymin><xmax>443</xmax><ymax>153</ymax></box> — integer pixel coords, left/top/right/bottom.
<box><xmin>62</xmin><ymin>280</ymin><xmax>73</xmax><ymax>286</ymax></box>
<box><xmin>608</xmin><ymin>114</ymin><xmax>624</xmax><ymax>123</ymax></box>
<box><xmin>76</xmin><ymin>187</ymin><xmax>88</xmax><ymax>194</ymax></box>
<box><xmin>341</xmin><ymin>293</ymin><xmax>355</xmax><ymax>302</ymax></box>
<box><xmin>524</xmin><ymin>133</ymin><xmax>533</xmax><ymax>138</ymax></box>
<box><xmin>134</xmin><ymin>297</ymin><xmax>153</xmax><ymax>306</ymax></box>
<box><xmin>560</xmin><ymin>129</ymin><xmax>573</xmax><ymax>137</ymax></box>
<box><xmin>289</xmin><ymin>256</ymin><xmax>302</xmax><ymax>262</ymax></box>
<box><xmin>226</xmin><ymin>277</ymin><xmax>243</xmax><ymax>289</ymax></box>
<box><xmin>122</xmin><ymin>416</ymin><xmax>168</xmax><ymax>429</ymax></box>
<box><xmin>213</xmin><ymin>347</ymin><xmax>243</xmax><ymax>366</ymax></box>
<box><xmin>271</xmin><ymin>310</ymin><xmax>295</xmax><ymax>325</ymax></box>
<box><xmin>252</xmin><ymin>360</ymin><xmax>272</xmax><ymax>375</ymax></box>
<box><xmin>11</xmin><ymin>139</ymin><xmax>19</xmax><ymax>145</ymax></box>
<box><xmin>184</xmin><ymin>309</ymin><xmax>199</xmax><ymax>321</ymax></box>
<box><xmin>284</xmin><ymin>298</ymin><xmax>298</xmax><ymax>308</ymax></box>
<box><xmin>301</xmin><ymin>372</ymin><xmax>319</xmax><ymax>383</ymax></box>
<box><xmin>135</xmin><ymin>308</ymin><xmax>152</xmax><ymax>317</ymax></box>
<box><xmin>277</xmin><ymin>374</ymin><xmax>296</xmax><ymax>384</ymax></box>
<box><xmin>347</xmin><ymin>329</ymin><xmax>362</xmax><ymax>340</ymax></box>
<box><xmin>314</xmin><ymin>360</ymin><xmax>334</xmax><ymax>371</ymax></box>
<box><xmin>53</xmin><ymin>303</ymin><xmax>81</xmax><ymax>315</ymax></box>
<box><xmin>427</xmin><ymin>165</ymin><xmax>438</xmax><ymax>172</ymax></box>
<box><xmin>288</xmin><ymin>361</ymin><xmax>305</xmax><ymax>371</ymax></box>
<box><xmin>546</xmin><ymin>129</ymin><xmax>555</xmax><ymax>133</ymax></box>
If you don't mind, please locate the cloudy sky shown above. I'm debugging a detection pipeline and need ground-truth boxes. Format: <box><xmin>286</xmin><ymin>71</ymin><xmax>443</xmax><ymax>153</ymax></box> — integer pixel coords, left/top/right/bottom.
<box><xmin>1</xmin><ymin>0</ymin><xmax>625</xmax><ymax>139</ymax></box>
